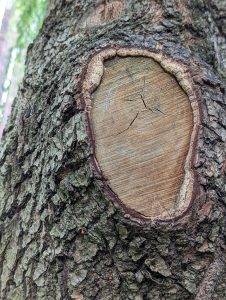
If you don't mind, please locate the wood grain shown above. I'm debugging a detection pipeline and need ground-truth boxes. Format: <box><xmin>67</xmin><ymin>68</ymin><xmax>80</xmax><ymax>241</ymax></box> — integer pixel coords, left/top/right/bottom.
<box><xmin>92</xmin><ymin>56</ymin><xmax>193</xmax><ymax>217</ymax></box>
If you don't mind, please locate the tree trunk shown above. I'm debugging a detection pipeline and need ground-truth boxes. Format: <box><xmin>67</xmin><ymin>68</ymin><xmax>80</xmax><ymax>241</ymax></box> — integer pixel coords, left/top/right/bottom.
<box><xmin>1</xmin><ymin>1</ymin><xmax>226</xmax><ymax>299</ymax></box>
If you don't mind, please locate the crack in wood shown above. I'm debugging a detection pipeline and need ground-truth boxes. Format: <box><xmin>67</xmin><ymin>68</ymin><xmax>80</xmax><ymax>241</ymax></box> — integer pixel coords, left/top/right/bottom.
<box><xmin>116</xmin><ymin>112</ymin><xmax>139</xmax><ymax>136</ymax></box>
<box><xmin>155</xmin><ymin>107</ymin><xmax>165</xmax><ymax>115</ymax></box>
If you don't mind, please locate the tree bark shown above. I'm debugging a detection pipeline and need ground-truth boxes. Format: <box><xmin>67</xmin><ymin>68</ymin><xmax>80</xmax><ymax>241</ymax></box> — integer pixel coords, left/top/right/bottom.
<box><xmin>1</xmin><ymin>1</ymin><xmax>226</xmax><ymax>299</ymax></box>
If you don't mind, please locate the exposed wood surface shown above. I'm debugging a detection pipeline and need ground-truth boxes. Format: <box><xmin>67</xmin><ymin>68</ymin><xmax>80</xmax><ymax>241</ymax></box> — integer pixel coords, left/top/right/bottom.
<box><xmin>92</xmin><ymin>56</ymin><xmax>193</xmax><ymax>217</ymax></box>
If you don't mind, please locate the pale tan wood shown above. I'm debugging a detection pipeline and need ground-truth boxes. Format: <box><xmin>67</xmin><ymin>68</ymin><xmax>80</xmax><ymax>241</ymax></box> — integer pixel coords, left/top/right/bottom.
<box><xmin>92</xmin><ymin>56</ymin><xmax>193</xmax><ymax>218</ymax></box>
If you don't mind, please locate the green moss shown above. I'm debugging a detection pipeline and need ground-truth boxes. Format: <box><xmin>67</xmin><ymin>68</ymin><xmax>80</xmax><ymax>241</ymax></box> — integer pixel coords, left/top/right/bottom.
<box><xmin>117</xmin><ymin>224</ymin><xmax>128</xmax><ymax>240</ymax></box>
<box><xmin>7</xmin><ymin>286</ymin><xmax>24</xmax><ymax>300</ymax></box>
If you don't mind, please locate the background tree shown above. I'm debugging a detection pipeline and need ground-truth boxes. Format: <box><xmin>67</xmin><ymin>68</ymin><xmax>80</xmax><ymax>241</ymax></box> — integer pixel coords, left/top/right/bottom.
<box><xmin>0</xmin><ymin>1</ymin><xmax>226</xmax><ymax>299</ymax></box>
<box><xmin>0</xmin><ymin>0</ymin><xmax>47</xmax><ymax>138</ymax></box>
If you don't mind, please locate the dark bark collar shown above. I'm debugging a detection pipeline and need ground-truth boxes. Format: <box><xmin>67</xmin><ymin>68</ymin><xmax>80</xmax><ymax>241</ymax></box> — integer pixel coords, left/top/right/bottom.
<box><xmin>79</xmin><ymin>45</ymin><xmax>203</xmax><ymax>224</ymax></box>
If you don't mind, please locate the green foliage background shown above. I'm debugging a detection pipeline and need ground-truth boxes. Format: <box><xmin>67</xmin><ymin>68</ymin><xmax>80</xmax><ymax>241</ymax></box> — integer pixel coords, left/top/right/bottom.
<box><xmin>15</xmin><ymin>0</ymin><xmax>48</xmax><ymax>52</ymax></box>
<box><xmin>0</xmin><ymin>0</ymin><xmax>48</xmax><ymax>121</ymax></box>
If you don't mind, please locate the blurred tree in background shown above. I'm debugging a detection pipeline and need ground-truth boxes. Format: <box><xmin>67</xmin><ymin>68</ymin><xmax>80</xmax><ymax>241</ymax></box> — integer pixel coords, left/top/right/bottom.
<box><xmin>0</xmin><ymin>0</ymin><xmax>47</xmax><ymax>138</ymax></box>
<box><xmin>15</xmin><ymin>0</ymin><xmax>48</xmax><ymax>50</ymax></box>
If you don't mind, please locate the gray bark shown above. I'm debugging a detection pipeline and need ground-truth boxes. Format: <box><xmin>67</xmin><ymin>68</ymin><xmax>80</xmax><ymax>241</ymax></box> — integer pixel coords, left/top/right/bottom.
<box><xmin>0</xmin><ymin>0</ymin><xmax>226</xmax><ymax>299</ymax></box>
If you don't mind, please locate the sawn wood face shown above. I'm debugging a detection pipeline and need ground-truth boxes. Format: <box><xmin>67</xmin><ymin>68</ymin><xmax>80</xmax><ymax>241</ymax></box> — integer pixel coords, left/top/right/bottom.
<box><xmin>92</xmin><ymin>56</ymin><xmax>193</xmax><ymax>217</ymax></box>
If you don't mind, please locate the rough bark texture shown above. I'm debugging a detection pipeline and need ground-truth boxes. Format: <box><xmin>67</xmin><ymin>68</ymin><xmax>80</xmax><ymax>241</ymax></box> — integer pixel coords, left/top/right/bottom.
<box><xmin>0</xmin><ymin>0</ymin><xmax>226</xmax><ymax>299</ymax></box>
